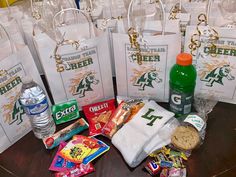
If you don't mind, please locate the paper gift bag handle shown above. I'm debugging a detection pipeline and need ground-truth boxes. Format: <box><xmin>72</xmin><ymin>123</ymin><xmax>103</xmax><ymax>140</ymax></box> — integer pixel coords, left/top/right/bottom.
<box><xmin>206</xmin><ymin>0</ymin><xmax>213</xmax><ymax>24</ymax></box>
<box><xmin>51</xmin><ymin>8</ymin><xmax>92</xmax><ymax>72</ymax></box>
<box><xmin>52</xmin><ymin>8</ymin><xmax>92</xmax><ymax>39</ymax></box>
<box><xmin>0</xmin><ymin>23</ymin><xmax>17</xmax><ymax>54</ymax></box>
<box><xmin>127</xmin><ymin>0</ymin><xmax>166</xmax><ymax>35</ymax></box>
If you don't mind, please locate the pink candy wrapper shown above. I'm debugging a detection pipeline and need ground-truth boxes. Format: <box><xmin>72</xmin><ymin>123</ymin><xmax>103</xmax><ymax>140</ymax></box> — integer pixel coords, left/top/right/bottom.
<box><xmin>49</xmin><ymin>142</ymin><xmax>75</xmax><ymax>172</ymax></box>
<box><xmin>54</xmin><ymin>163</ymin><xmax>95</xmax><ymax>177</ymax></box>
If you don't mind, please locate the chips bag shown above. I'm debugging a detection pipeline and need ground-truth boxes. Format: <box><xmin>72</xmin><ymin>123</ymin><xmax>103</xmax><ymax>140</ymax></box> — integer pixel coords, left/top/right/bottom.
<box><xmin>102</xmin><ymin>101</ymin><xmax>131</xmax><ymax>138</ymax></box>
<box><xmin>49</xmin><ymin>142</ymin><xmax>75</xmax><ymax>172</ymax></box>
<box><xmin>82</xmin><ymin>99</ymin><xmax>116</xmax><ymax>136</ymax></box>
<box><xmin>59</xmin><ymin>135</ymin><xmax>109</xmax><ymax>164</ymax></box>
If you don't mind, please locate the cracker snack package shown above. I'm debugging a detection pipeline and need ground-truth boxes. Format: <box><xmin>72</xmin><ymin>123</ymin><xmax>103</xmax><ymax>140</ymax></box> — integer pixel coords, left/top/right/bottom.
<box><xmin>82</xmin><ymin>99</ymin><xmax>116</xmax><ymax>136</ymax></box>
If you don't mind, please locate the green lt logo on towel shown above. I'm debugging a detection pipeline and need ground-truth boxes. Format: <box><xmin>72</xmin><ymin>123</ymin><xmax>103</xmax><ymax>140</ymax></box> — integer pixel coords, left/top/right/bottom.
<box><xmin>141</xmin><ymin>108</ymin><xmax>163</xmax><ymax>126</ymax></box>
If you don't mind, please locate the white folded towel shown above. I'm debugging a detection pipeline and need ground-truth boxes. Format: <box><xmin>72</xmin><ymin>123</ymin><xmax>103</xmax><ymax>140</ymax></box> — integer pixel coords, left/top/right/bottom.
<box><xmin>112</xmin><ymin>100</ymin><xmax>175</xmax><ymax>167</ymax></box>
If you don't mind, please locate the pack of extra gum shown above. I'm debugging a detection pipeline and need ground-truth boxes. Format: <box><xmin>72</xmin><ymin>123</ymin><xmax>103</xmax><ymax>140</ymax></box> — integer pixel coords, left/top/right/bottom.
<box><xmin>43</xmin><ymin>118</ymin><xmax>88</xmax><ymax>149</ymax></box>
<box><xmin>52</xmin><ymin>99</ymin><xmax>80</xmax><ymax>125</ymax></box>
<box><xmin>82</xmin><ymin>99</ymin><xmax>116</xmax><ymax>136</ymax></box>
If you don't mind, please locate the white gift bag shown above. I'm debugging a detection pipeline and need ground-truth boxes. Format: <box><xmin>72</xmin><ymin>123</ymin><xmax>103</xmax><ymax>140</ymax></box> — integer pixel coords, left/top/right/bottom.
<box><xmin>184</xmin><ymin>0</ymin><xmax>236</xmax><ymax>104</ymax></box>
<box><xmin>113</xmin><ymin>0</ymin><xmax>181</xmax><ymax>102</ymax></box>
<box><xmin>33</xmin><ymin>8</ymin><xmax>114</xmax><ymax>107</ymax></box>
<box><xmin>0</xmin><ymin>24</ymin><xmax>46</xmax><ymax>153</ymax></box>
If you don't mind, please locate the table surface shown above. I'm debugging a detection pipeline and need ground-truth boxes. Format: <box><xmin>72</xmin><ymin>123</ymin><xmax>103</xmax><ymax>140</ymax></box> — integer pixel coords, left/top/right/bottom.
<box><xmin>0</xmin><ymin>101</ymin><xmax>236</xmax><ymax>177</ymax></box>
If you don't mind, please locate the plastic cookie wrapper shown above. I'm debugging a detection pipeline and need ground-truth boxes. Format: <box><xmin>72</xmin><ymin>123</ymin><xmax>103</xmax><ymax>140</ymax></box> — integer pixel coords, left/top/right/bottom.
<box><xmin>171</xmin><ymin>95</ymin><xmax>218</xmax><ymax>151</ymax></box>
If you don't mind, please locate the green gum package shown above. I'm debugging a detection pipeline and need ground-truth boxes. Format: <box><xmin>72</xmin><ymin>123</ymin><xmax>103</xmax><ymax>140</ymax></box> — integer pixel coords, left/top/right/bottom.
<box><xmin>52</xmin><ymin>99</ymin><xmax>80</xmax><ymax>125</ymax></box>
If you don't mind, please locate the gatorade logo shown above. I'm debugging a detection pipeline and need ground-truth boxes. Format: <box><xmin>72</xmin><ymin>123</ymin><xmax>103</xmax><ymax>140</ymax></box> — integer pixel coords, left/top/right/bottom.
<box><xmin>171</xmin><ymin>94</ymin><xmax>181</xmax><ymax>105</ymax></box>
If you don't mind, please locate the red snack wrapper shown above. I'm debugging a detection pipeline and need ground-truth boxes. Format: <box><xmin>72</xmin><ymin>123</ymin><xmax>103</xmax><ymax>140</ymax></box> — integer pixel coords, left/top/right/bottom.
<box><xmin>82</xmin><ymin>99</ymin><xmax>116</xmax><ymax>136</ymax></box>
<box><xmin>102</xmin><ymin>102</ymin><xmax>131</xmax><ymax>138</ymax></box>
<box><xmin>54</xmin><ymin>163</ymin><xmax>95</xmax><ymax>177</ymax></box>
<box><xmin>145</xmin><ymin>160</ymin><xmax>161</xmax><ymax>176</ymax></box>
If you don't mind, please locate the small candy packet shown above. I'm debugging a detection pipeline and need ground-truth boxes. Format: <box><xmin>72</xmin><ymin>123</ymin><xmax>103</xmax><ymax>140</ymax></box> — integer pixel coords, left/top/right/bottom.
<box><xmin>82</xmin><ymin>99</ymin><xmax>116</xmax><ymax>136</ymax></box>
<box><xmin>144</xmin><ymin>160</ymin><xmax>162</xmax><ymax>176</ymax></box>
<box><xmin>54</xmin><ymin>163</ymin><xmax>95</xmax><ymax>177</ymax></box>
<box><xmin>149</xmin><ymin>147</ymin><xmax>186</xmax><ymax>169</ymax></box>
<box><xmin>49</xmin><ymin>142</ymin><xmax>75</xmax><ymax>172</ymax></box>
<box><xmin>168</xmin><ymin>167</ymin><xmax>187</xmax><ymax>177</ymax></box>
<box><xmin>59</xmin><ymin>135</ymin><xmax>109</xmax><ymax>164</ymax></box>
<box><xmin>102</xmin><ymin>101</ymin><xmax>131</xmax><ymax>138</ymax></box>
<box><xmin>52</xmin><ymin>99</ymin><xmax>80</xmax><ymax>125</ymax></box>
<box><xmin>43</xmin><ymin>118</ymin><xmax>89</xmax><ymax>149</ymax></box>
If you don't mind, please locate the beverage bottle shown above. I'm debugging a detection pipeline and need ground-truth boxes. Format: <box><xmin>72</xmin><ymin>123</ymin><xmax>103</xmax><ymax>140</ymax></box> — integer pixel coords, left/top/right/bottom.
<box><xmin>19</xmin><ymin>77</ymin><xmax>56</xmax><ymax>139</ymax></box>
<box><xmin>169</xmin><ymin>53</ymin><xmax>197</xmax><ymax>117</ymax></box>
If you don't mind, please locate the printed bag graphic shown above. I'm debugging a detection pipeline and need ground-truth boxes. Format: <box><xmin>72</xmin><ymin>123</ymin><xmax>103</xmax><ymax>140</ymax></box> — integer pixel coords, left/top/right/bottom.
<box><xmin>0</xmin><ymin>46</ymin><xmax>46</xmax><ymax>153</ymax></box>
<box><xmin>113</xmin><ymin>0</ymin><xmax>181</xmax><ymax>102</ymax></box>
<box><xmin>185</xmin><ymin>25</ymin><xmax>236</xmax><ymax>103</ymax></box>
<box><xmin>114</xmin><ymin>34</ymin><xmax>181</xmax><ymax>102</ymax></box>
<box><xmin>33</xmin><ymin>18</ymin><xmax>114</xmax><ymax>107</ymax></box>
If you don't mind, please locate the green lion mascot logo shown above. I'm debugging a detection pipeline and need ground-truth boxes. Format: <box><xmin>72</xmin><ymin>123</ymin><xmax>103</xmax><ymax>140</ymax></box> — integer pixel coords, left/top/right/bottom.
<box><xmin>133</xmin><ymin>69</ymin><xmax>162</xmax><ymax>90</ymax></box>
<box><xmin>73</xmin><ymin>72</ymin><xmax>99</xmax><ymax>98</ymax></box>
<box><xmin>201</xmin><ymin>64</ymin><xmax>235</xmax><ymax>87</ymax></box>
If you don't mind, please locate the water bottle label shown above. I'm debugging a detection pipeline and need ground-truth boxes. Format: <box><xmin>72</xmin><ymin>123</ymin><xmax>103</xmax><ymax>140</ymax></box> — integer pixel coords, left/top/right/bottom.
<box><xmin>184</xmin><ymin>115</ymin><xmax>205</xmax><ymax>132</ymax></box>
<box><xmin>25</xmin><ymin>98</ymin><xmax>49</xmax><ymax>115</ymax></box>
<box><xmin>169</xmin><ymin>89</ymin><xmax>193</xmax><ymax>115</ymax></box>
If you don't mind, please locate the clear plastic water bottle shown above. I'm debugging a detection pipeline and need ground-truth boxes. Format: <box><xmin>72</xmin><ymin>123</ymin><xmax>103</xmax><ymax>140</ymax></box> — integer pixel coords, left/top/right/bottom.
<box><xmin>19</xmin><ymin>77</ymin><xmax>56</xmax><ymax>139</ymax></box>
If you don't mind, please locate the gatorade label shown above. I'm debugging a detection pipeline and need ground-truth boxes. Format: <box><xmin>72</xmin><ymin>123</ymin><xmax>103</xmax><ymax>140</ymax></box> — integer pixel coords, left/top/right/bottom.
<box><xmin>52</xmin><ymin>99</ymin><xmax>80</xmax><ymax>125</ymax></box>
<box><xmin>169</xmin><ymin>89</ymin><xmax>193</xmax><ymax>115</ymax></box>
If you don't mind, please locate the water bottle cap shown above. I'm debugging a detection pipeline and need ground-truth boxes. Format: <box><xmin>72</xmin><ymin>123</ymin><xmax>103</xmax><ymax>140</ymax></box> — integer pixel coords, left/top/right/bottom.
<box><xmin>176</xmin><ymin>53</ymin><xmax>192</xmax><ymax>66</ymax></box>
<box><xmin>22</xmin><ymin>76</ymin><xmax>33</xmax><ymax>84</ymax></box>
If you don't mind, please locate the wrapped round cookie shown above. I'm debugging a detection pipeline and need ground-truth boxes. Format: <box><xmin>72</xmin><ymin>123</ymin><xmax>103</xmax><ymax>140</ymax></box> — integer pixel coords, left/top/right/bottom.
<box><xmin>171</xmin><ymin>123</ymin><xmax>201</xmax><ymax>151</ymax></box>
<box><xmin>171</xmin><ymin>95</ymin><xmax>218</xmax><ymax>151</ymax></box>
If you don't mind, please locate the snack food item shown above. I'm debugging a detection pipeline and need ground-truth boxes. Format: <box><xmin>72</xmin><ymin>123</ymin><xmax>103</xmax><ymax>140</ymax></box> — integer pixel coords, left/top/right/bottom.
<box><xmin>171</xmin><ymin>125</ymin><xmax>200</xmax><ymax>151</ymax></box>
<box><xmin>124</xmin><ymin>101</ymin><xmax>145</xmax><ymax>123</ymax></box>
<box><xmin>43</xmin><ymin>119</ymin><xmax>88</xmax><ymax>149</ymax></box>
<box><xmin>82</xmin><ymin>99</ymin><xmax>116</xmax><ymax>136</ymax></box>
<box><xmin>52</xmin><ymin>99</ymin><xmax>80</xmax><ymax>125</ymax></box>
<box><xmin>54</xmin><ymin>163</ymin><xmax>95</xmax><ymax>177</ymax></box>
<box><xmin>49</xmin><ymin>142</ymin><xmax>75</xmax><ymax>172</ymax></box>
<box><xmin>102</xmin><ymin>102</ymin><xmax>131</xmax><ymax>138</ymax></box>
<box><xmin>160</xmin><ymin>160</ymin><xmax>173</xmax><ymax>168</ymax></box>
<box><xmin>145</xmin><ymin>160</ymin><xmax>161</xmax><ymax>176</ymax></box>
<box><xmin>59</xmin><ymin>135</ymin><xmax>110</xmax><ymax>164</ymax></box>
<box><xmin>168</xmin><ymin>167</ymin><xmax>187</xmax><ymax>177</ymax></box>
<box><xmin>160</xmin><ymin>168</ymin><xmax>169</xmax><ymax>177</ymax></box>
